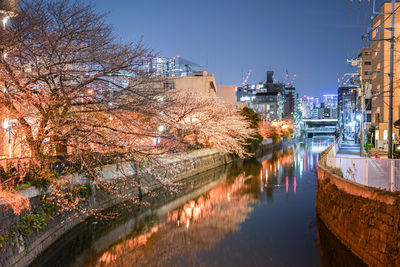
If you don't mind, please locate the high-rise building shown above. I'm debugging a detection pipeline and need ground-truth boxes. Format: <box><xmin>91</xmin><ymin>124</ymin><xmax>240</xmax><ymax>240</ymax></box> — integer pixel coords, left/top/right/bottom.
<box><xmin>143</xmin><ymin>56</ymin><xmax>203</xmax><ymax>77</ymax></box>
<box><xmin>322</xmin><ymin>94</ymin><xmax>338</xmax><ymax>109</ymax></box>
<box><xmin>299</xmin><ymin>95</ymin><xmax>320</xmax><ymax>119</ymax></box>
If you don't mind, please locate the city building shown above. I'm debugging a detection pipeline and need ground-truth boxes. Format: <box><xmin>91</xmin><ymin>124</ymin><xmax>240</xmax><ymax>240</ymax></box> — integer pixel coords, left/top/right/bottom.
<box><xmin>369</xmin><ymin>2</ymin><xmax>400</xmax><ymax>149</ymax></box>
<box><xmin>236</xmin><ymin>71</ymin><xmax>285</xmax><ymax>120</ymax></box>
<box><xmin>167</xmin><ymin>70</ymin><xmax>217</xmax><ymax>96</ymax></box>
<box><xmin>357</xmin><ymin>47</ymin><xmax>373</xmax><ymax>135</ymax></box>
<box><xmin>338</xmin><ymin>86</ymin><xmax>358</xmax><ymax>141</ymax></box>
<box><xmin>144</xmin><ymin>56</ymin><xmax>203</xmax><ymax>77</ymax></box>
<box><xmin>298</xmin><ymin>95</ymin><xmax>320</xmax><ymax>119</ymax></box>
<box><xmin>322</xmin><ymin>94</ymin><xmax>338</xmax><ymax>109</ymax></box>
<box><xmin>216</xmin><ymin>85</ymin><xmax>247</xmax><ymax>109</ymax></box>
<box><xmin>283</xmin><ymin>87</ymin><xmax>296</xmax><ymax>119</ymax></box>
<box><xmin>311</xmin><ymin>108</ymin><xmax>320</xmax><ymax>120</ymax></box>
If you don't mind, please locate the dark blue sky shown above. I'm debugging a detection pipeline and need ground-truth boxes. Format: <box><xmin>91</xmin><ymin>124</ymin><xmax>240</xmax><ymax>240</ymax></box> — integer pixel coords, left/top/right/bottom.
<box><xmin>94</xmin><ymin>0</ymin><xmax>380</xmax><ymax>97</ymax></box>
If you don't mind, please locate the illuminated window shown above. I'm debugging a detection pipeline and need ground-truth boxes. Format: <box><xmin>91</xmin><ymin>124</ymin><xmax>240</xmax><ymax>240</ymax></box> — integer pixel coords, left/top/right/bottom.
<box><xmin>384</xmin><ymin>130</ymin><xmax>388</xmax><ymax>140</ymax></box>
<box><xmin>163</xmin><ymin>82</ymin><xmax>175</xmax><ymax>89</ymax></box>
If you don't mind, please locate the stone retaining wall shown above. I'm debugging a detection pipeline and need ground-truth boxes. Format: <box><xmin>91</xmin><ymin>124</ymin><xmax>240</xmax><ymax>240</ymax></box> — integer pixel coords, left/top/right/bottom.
<box><xmin>317</xmin><ymin>154</ymin><xmax>400</xmax><ymax>266</ymax></box>
<box><xmin>0</xmin><ymin>148</ymin><xmax>232</xmax><ymax>267</ymax></box>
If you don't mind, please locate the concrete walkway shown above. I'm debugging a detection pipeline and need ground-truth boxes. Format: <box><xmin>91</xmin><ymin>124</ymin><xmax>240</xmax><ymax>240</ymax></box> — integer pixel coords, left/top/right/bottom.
<box><xmin>337</xmin><ymin>141</ymin><xmax>361</xmax><ymax>157</ymax></box>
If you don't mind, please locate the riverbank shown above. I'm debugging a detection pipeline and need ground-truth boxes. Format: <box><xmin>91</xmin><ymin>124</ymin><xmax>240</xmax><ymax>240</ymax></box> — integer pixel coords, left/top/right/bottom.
<box><xmin>0</xmin><ymin>137</ymin><xmax>300</xmax><ymax>266</ymax></box>
<box><xmin>30</xmin><ymin>162</ymin><xmax>235</xmax><ymax>266</ymax></box>
<box><xmin>0</xmin><ymin>148</ymin><xmax>233</xmax><ymax>267</ymax></box>
<box><xmin>29</xmin><ymin>137</ymin><xmax>356</xmax><ymax>266</ymax></box>
<box><xmin>317</xmin><ymin>141</ymin><xmax>400</xmax><ymax>266</ymax></box>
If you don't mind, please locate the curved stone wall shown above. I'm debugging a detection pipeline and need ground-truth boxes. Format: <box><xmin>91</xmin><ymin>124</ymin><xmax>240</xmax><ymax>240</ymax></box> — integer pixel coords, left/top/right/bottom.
<box><xmin>317</xmin><ymin>149</ymin><xmax>400</xmax><ymax>266</ymax></box>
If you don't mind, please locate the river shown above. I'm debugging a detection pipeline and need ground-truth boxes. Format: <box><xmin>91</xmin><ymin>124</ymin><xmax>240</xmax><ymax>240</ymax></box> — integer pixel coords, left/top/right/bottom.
<box><xmin>31</xmin><ymin>137</ymin><xmax>366</xmax><ymax>267</ymax></box>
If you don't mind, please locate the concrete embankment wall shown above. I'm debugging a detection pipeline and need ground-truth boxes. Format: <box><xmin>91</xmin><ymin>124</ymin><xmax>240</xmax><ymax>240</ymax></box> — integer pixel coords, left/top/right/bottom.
<box><xmin>317</xmin><ymin>150</ymin><xmax>400</xmax><ymax>266</ymax></box>
<box><xmin>0</xmin><ymin>148</ymin><xmax>233</xmax><ymax>267</ymax></box>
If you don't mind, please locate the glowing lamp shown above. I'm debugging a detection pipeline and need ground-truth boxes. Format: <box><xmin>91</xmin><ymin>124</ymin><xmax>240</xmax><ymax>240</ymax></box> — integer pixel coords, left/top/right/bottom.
<box><xmin>2</xmin><ymin>120</ymin><xmax>9</xmax><ymax>129</ymax></box>
<box><xmin>2</xmin><ymin>16</ymin><xmax>9</xmax><ymax>28</ymax></box>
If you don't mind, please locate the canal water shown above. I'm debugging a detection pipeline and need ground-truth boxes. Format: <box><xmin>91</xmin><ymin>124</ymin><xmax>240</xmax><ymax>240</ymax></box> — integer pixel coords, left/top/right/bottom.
<box><xmin>31</xmin><ymin>138</ymin><xmax>365</xmax><ymax>267</ymax></box>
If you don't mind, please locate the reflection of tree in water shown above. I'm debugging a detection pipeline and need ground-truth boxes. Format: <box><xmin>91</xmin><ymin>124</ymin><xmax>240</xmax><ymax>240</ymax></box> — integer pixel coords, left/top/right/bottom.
<box><xmin>87</xmin><ymin>174</ymin><xmax>256</xmax><ymax>267</ymax></box>
<box><xmin>261</xmin><ymin>148</ymin><xmax>295</xmax><ymax>200</ymax></box>
<box><xmin>85</xmin><ymin>147</ymin><xmax>298</xmax><ymax>266</ymax></box>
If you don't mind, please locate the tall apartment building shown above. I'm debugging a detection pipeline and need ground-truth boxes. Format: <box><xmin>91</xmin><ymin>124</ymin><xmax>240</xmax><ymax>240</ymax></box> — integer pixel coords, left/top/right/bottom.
<box><xmin>358</xmin><ymin>47</ymin><xmax>373</xmax><ymax>130</ymax></box>
<box><xmin>369</xmin><ymin>2</ymin><xmax>400</xmax><ymax>149</ymax></box>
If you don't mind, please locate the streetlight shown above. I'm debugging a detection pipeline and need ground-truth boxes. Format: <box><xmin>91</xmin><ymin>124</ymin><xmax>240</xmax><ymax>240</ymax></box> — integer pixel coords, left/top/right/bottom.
<box><xmin>2</xmin><ymin>16</ymin><xmax>9</xmax><ymax>29</ymax></box>
<box><xmin>2</xmin><ymin>119</ymin><xmax>12</xmax><ymax>158</ymax></box>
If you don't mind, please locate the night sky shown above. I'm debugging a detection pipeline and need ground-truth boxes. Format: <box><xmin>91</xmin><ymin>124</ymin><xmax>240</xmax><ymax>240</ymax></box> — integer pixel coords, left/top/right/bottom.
<box><xmin>94</xmin><ymin>0</ymin><xmax>380</xmax><ymax>98</ymax></box>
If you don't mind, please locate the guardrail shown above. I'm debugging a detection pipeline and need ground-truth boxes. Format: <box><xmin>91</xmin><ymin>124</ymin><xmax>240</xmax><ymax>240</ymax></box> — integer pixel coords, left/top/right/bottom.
<box><xmin>326</xmin><ymin>156</ymin><xmax>400</xmax><ymax>191</ymax></box>
<box><xmin>319</xmin><ymin>130</ymin><xmax>399</xmax><ymax>191</ymax></box>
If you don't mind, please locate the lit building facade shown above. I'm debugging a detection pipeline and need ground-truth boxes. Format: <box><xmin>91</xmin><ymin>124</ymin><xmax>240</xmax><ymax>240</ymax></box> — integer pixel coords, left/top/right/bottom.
<box><xmin>322</xmin><ymin>94</ymin><xmax>338</xmax><ymax>109</ymax></box>
<box><xmin>358</xmin><ymin>47</ymin><xmax>373</xmax><ymax>135</ymax></box>
<box><xmin>236</xmin><ymin>71</ymin><xmax>285</xmax><ymax>120</ymax></box>
<box><xmin>338</xmin><ymin>86</ymin><xmax>358</xmax><ymax>141</ymax></box>
<box><xmin>369</xmin><ymin>2</ymin><xmax>400</xmax><ymax>149</ymax></box>
<box><xmin>144</xmin><ymin>56</ymin><xmax>203</xmax><ymax>77</ymax></box>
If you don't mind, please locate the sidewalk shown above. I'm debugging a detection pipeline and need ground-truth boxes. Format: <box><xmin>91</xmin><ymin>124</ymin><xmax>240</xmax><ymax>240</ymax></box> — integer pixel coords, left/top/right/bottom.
<box><xmin>336</xmin><ymin>141</ymin><xmax>364</xmax><ymax>158</ymax></box>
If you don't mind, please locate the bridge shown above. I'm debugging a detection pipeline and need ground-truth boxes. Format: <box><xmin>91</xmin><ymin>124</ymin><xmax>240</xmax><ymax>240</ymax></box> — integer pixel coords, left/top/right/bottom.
<box><xmin>303</xmin><ymin>119</ymin><xmax>338</xmax><ymax>138</ymax></box>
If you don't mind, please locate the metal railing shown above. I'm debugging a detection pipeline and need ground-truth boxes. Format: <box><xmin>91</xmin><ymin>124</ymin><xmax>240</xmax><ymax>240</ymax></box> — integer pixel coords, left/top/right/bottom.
<box><xmin>307</xmin><ymin>128</ymin><xmax>336</xmax><ymax>133</ymax></box>
<box><xmin>326</xmin><ymin>156</ymin><xmax>400</xmax><ymax>191</ymax></box>
<box><xmin>321</xmin><ymin>130</ymin><xmax>400</xmax><ymax>191</ymax></box>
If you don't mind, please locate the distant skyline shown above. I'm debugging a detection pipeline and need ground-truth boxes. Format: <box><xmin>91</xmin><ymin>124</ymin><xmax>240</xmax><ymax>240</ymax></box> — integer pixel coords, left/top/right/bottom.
<box><xmin>94</xmin><ymin>0</ymin><xmax>381</xmax><ymax>98</ymax></box>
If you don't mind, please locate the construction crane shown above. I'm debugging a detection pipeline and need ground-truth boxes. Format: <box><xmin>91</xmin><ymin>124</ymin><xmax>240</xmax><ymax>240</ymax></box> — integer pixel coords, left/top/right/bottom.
<box><xmin>284</xmin><ymin>69</ymin><xmax>297</xmax><ymax>89</ymax></box>
<box><xmin>242</xmin><ymin>69</ymin><xmax>252</xmax><ymax>87</ymax></box>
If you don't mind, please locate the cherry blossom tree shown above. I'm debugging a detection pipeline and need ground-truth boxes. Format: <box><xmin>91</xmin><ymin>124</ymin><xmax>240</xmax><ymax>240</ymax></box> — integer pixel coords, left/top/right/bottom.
<box><xmin>259</xmin><ymin>119</ymin><xmax>294</xmax><ymax>144</ymax></box>
<box><xmin>0</xmin><ymin>0</ymin><xmax>257</xmax><ymax>217</ymax></box>
<box><xmin>160</xmin><ymin>89</ymin><xmax>257</xmax><ymax>158</ymax></box>
<box><xmin>0</xmin><ymin>0</ymin><xmax>168</xmax><ymax>174</ymax></box>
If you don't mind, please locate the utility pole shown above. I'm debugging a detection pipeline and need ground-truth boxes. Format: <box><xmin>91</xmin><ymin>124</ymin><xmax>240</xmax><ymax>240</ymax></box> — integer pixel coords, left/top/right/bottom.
<box><xmin>359</xmin><ymin>58</ymin><xmax>365</xmax><ymax>157</ymax></box>
<box><xmin>388</xmin><ymin>0</ymin><xmax>395</xmax><ymax>159</ymax></box>
<box><xmin>347</xmin><ymin>57</ymin><xmax>366</xmax><ymax>156</ymax></box>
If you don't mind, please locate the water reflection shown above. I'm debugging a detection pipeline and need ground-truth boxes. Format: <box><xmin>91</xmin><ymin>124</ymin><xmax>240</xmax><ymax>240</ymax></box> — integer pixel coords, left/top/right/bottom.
<box><xmin>90</xmin><ymin>174</ymin><xmax>257</xmax><ymax>267</ymax></box>
<box><xmin>31</xmin><ymin>137</ymin><xmax>364</xmax><ymax>266</ymax></box>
